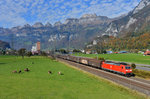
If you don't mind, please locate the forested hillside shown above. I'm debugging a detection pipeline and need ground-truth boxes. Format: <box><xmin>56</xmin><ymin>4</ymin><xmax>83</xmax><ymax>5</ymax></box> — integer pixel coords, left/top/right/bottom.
<box><xmin>86</xmin><ymin>33</ymin><xmax>150</xmax><ymax>53</ymax></box>
<box><xmin>104</xmin><ymin>33</ymin><xmax>150</xmax><ymax>51</ymax></box>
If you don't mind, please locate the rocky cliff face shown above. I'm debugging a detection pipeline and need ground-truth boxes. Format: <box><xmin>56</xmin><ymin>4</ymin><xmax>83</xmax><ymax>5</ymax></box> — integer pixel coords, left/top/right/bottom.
<box><xmin>85</xmin><ymin>0</ymin><xmax>150</xmax><ymax>49</ymax></box>
<box><xmin>64</xmin><ymin>14</ymin><xmax>111</xmax><ymax>25</ymax></box>
<box><xmin>0</xmin><ymin>14</ymin><xmax>113</xmax><ymax>50</ymax></box>
<box><xmin>133</xmin><ymin>0</ymin><xmax>150</xmax><ymax>14</ymax></box>
<box><xmin>105</xmin><ymin>0</ymin><xmax>150</xmax><ymax>37</ymax></box>
<box><xmin>32</xmin><ymin>22</ymin><xmax>44</xmax><ymax>28</ymax></box>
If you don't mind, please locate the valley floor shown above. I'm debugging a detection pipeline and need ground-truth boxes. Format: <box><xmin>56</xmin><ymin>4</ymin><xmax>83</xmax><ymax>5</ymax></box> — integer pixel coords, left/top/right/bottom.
<box><xmin>0</xmin><ymin>56</ymin><xmax>146</xmax><ymax>99</ymax></box>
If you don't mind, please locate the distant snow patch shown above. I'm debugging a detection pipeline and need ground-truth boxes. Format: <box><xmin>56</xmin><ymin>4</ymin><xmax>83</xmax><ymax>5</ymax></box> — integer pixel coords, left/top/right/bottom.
<box><xmin>16</xmin><ymin>34</ymin><xmax>19</xmax><ymax>37</ymax></box>
<box><xmin>48</xmin><ymin>34</ymin><xmax>66</xmax><ymax>42</ymax></box>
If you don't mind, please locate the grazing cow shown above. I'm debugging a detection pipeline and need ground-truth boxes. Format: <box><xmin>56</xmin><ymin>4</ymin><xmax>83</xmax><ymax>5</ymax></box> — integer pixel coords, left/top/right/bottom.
<box><xmin>18</xmin><ymin>70</ymin><xmax>22</xmax><ymax>73</ymax></box>
<box><xmin>58</xmin><ymin>71</ymin><xmax>63</xmax><ymax>75</ymax></box>
<box><xmin>12</xmin><ymin>70</ymin><xmax>17</xmax><ymax>73</ymax></box>
<box><xmin>24</xmin><ymin>68</ymin><xmax>30</xmax><ymax>72</ymax></box>
<box><xmin>48</xmin><ymin>71</ymin><xmax>52</xmax><ymax>74</ymax></box>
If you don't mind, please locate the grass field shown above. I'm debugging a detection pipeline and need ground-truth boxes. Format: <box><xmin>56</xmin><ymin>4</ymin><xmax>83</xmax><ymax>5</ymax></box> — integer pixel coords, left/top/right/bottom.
<box><xmin>0</xmin><ymin>55</ymin><xmax>146</xmax><ymax>99</ymax></box>
<box><xmin>73</xmin><ymin>53</ymin><xmax>150</xmax><ymax>65</ymax></box>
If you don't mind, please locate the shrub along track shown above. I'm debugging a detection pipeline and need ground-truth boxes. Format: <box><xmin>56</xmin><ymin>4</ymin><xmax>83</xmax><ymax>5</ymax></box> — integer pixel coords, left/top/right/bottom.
<box><xmin>57</xmin><ymin>58</ymin><xmax>150</xmax><ymax>96</ymax></box>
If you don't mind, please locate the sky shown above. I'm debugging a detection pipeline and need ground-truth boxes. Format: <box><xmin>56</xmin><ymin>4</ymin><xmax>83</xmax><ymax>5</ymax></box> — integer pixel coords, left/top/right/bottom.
<box><xmin>0</xmin><ymin>0</ymin><xmax>141</xmax><ymax>28</ymax></box>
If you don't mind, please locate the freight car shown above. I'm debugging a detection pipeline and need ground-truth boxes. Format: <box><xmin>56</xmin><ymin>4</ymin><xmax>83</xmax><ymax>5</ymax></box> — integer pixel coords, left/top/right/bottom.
<box><xmin>56</xmin><ymin>54</ymin><xmax>133</xmax><ymax>76</ymax></box>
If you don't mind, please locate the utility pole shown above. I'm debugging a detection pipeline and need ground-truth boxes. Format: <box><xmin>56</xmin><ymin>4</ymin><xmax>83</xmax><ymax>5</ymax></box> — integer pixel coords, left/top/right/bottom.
<box><xmin>69</xmin><ymin>35</ymin><xmax>70</xmax><ymax>54</ymax></box>
<box><xmin>67</xmin><ymin>33</ymin><xmax>70</xmax><ymax>54</ymax></box>
<box><xmin>54</xmin><ymin>34</ymin><xmax>57</xmax><ymax>54</ymax></box>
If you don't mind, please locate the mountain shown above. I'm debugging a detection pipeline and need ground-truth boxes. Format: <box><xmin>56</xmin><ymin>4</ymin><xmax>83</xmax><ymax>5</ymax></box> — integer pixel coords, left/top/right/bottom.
<box><xmin>105</xmin><ymin>0</ymin><xmax>150</xmax><ymax>37</ymax></box>
<box><xmin>0</xmin><ymin>14</ymin><xmax>113</xmax><ymax>50</ymax></box>
<box><xmin>32</xmin><ymin>22</ymin><xmax>44</xmax><ymax>28</ymax></box>
<box><xmin>0</xmin><ymin>40</ymin><xmax>10</xmax><ymax>50</ymax></box>
<box><xmin>1</xmin><ymin>0</ymin><xmax>150</xmax><ymax>50</ymax></box>
<box><xmin>85</xmin><ymin>0</ymin><xmax>150</xmax><ymax>51</ymax></box>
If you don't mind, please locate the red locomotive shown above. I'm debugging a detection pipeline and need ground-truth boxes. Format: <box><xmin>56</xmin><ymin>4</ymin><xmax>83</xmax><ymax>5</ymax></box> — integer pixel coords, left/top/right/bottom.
<box><xmin>102</xmin><ymin>61</ymin><xmax>132</xmax><ymax>76</ymax></box>
<box><xmin>56</xmin><ymin>54</ymin><xmax>133</xmax><ymax>76</ymax></box>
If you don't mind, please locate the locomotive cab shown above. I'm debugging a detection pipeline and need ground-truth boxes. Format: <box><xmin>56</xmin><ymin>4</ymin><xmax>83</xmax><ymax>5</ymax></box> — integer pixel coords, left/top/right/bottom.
<box><xmin>121</xmin><ymin>65</ymin><xmax>132</xmax><ymax>76</ymax></box>
<box><xmin>125</xmin><ymin>66</ymin><xmax>132</xmax><ymax>73</ymax></box>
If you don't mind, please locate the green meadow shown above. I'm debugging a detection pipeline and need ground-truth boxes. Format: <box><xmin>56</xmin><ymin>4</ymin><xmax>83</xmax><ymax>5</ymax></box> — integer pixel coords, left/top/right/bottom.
<box><xmin>0</xmin><ymin>56</ymin><xmax>146</xmax><ymax>99</ymax></box>
<box><xmin>73</xmin><ymin>53</ymin><xmax>150</xmax><ymax>65</ymax></box>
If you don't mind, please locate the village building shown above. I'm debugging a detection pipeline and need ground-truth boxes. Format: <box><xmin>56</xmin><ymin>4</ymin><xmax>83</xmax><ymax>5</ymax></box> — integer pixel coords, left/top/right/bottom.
<box><xmin>144</xmin><ymin>51</ymin><xmax>150</xmax><ymax>56</ymax></box>
<box><xmin>31</xmin><ymin>42</ymin><xmax>41</xmax><ymax>54</ymax></box>
<box><xmin>93</xmin><ymin>40</ymin><xmax>97</xmax><ymax>45</ymax></box>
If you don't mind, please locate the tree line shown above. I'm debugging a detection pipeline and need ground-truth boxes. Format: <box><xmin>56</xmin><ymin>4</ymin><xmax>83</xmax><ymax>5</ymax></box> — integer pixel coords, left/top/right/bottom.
<box><xmin>85</xmin><ymin>33</ymin><xmax>150</xmax><ymax>53</ymax></box>
<box><xmin>0</xmin><ymin>48</ymin><xmax>48</xmax><ymax>58</ymax></box>
<box><xmin>104</xmin><ymin>33</ymin><xmax>150</xmax><ymax>51</ymax></box>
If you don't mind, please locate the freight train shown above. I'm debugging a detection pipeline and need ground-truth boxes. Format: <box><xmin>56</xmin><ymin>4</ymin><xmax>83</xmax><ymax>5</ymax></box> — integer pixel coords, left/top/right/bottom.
<box><xmin>56</xmin><ymin>54</ymin><xmax>133</xmax><ymax>77</ymax></box>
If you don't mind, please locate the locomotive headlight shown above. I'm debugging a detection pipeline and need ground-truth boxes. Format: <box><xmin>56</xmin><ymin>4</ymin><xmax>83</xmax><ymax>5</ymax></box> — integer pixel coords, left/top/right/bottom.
<box><xmin>130</xmin><ymin>70</ymin><xmax>132</xmax><ymax>71</ymax></box>
<box><xmin>126</xmin><ymin>70</ymin><xmax>128</xmax><ymax>71</ymax></box>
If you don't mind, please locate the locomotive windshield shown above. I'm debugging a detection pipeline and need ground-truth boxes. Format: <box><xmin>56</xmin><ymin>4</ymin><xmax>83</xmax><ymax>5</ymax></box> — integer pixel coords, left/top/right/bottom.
<box><xmin>120</xmin><ymin>62</ymin><xmax>128</xmax><ymax>65</ymax></box>
<box><xmin>125</xmin><ymin>66</ymin><xmax>131</xmax><ymax>69</ymax></box>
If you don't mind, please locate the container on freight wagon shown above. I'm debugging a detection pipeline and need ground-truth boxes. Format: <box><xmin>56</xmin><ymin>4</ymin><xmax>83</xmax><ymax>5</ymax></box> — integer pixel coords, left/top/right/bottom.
<box><xmin>80</xmin><ymin>59</ymin><xmax>88</xmax><ymax>64</ymax></box>
<box><xmin>88</xmin><ymin>59</ymin><xmax>102</xmax><ymax>68</ymax></box>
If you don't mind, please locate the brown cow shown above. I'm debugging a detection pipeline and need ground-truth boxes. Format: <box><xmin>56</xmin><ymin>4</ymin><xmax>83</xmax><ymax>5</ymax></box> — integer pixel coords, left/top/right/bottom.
<box><xmin>12</xmin><ymin>70</ymin><xmax>17</xmax><ymax>73</ymax></box>
<box><xmin>24</xmin><ymin>68</ymin><xmax>30</xmax><ymax>72</ymax></box>
<box><xmin>58</xmin><ymin>71</ymin><xmax>63</xmax><ymax>75</ymax></box>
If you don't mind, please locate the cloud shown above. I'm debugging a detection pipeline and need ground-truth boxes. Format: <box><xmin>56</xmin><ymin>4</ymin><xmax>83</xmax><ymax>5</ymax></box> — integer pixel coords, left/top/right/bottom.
<box><xmin>0</xmin><ymin>0</ymin><xmax>141</xmax><ymax>28</ymax></box>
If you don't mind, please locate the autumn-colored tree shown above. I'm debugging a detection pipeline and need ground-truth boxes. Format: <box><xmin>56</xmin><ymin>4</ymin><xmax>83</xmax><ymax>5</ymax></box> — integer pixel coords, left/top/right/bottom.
<box><xmin>18</xmin><ymin>48</ymin><xmax>26</xmax><ymax>59</ymax></box>
<box><xmin>26</xmin><ymin>51</ymin><xmax>32</xmax><ymax>57</ymax></box>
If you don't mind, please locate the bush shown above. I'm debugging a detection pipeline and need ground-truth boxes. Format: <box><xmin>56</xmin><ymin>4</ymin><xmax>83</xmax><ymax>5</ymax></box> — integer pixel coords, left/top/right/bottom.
<box><xmin>93</xmin><ymin>57</ymin><xmax>98</xmax><ymax>59</ymax></box>
<box><xmin>18</xmin><ymin>48</ymin><xmax>26</xmax><ymax>59</ymax></box>
<box><xmin>98</xmin><ymin>57</ymin><xmax>105</xmax><ymax>61</ymax></box>
<box><xmin>26</xmin><ymin>51</ymin><xmax>32</xmax><ymax>57</ymax></box>
<box><xmin>133</xmin><ymin>69</ymin><xmax>150</xmax><ymax>78</ymax></box>
<box><xmin>102</xmin><ymin>50</ymin><xmax>107</xmax><ymax>54</ymax></box>
<box><xmin>131</xmin><ymin>63</ymin><xmax>136</xmax><ymax>69</ymax></box>
<box><xmin>73</xmin><ymin>49</ymin><xmax>81</xmax><ymax>53</ymax></box>
<box><xmin>41</xmin><ymin>51</ymin><xmax>47</xmax><ymax>56</ymax></box>
<box><xmin>93</xmin><ymin>57</ymin><xmax>105</xmax><ymax>61</ymax></box>
<box><xmin>59</xmin><ymin>49</ymin><xmax>68</xmax><ymax>54</ymax></box>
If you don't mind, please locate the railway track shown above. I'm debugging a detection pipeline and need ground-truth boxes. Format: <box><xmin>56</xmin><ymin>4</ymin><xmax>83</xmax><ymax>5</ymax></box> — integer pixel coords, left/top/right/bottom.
<box><xmin>57</xmin><ymin>58</ymin><xmax>150</xmax><ymax>96</ymax></box>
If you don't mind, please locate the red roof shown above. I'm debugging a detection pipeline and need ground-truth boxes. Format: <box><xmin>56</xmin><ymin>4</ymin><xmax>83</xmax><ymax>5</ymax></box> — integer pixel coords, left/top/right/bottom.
<box><xmin>144</xmin><ymin>51</ymin><xmax>150</xmax><ymax>55</ymax></box>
